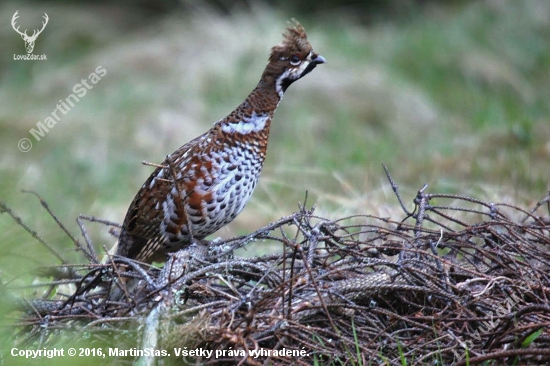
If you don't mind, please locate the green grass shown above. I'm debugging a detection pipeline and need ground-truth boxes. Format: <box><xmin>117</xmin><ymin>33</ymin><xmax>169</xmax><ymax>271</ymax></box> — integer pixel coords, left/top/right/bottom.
<box><xmin>1</xmin><ymin>0</ymin><xmax>549</xmax><ymax>360</ymax></box>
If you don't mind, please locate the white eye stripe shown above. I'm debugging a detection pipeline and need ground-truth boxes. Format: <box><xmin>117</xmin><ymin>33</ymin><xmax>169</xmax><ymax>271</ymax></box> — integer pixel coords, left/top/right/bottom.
<box><xmin>280</xmin><ymin>52</ymin><xmax>312</xmax><ymax>66</ymax></box>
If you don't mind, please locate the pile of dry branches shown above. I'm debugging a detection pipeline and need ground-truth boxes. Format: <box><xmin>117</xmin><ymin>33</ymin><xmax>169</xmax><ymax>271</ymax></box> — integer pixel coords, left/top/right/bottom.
<box><xmin>5</xmin><ymin>170</ymin><xmax>550</xmax><ymax>365</ymax></box>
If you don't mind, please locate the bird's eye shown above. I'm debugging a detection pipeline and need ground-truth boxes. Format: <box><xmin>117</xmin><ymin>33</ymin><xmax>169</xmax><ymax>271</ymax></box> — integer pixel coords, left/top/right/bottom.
<box><xmin>289</xmin><ymin>55</ymin><xmax>301</xmax><ymax>65</ymax></box>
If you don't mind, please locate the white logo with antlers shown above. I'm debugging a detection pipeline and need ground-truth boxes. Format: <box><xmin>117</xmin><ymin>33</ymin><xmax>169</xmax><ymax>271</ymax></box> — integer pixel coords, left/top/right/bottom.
<box><xmin>12</xmin><ymin>11</ymin><xmax>49</xmax><ymax>54</ymax></box>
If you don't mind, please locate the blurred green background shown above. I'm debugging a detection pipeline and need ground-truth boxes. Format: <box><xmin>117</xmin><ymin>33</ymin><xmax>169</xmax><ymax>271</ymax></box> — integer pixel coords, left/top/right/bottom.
<box><xmin>0</xmin><ymin>0</ymin><xmax>549</xmax><ymax>357</ymax></box>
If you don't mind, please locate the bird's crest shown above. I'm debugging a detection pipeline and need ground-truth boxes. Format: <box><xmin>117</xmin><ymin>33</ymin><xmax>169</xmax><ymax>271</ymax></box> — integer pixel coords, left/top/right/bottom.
<box><xmin>269</xmin><ymin>19</ymin><xmax>312</xmax><ymax>61</ymax></box>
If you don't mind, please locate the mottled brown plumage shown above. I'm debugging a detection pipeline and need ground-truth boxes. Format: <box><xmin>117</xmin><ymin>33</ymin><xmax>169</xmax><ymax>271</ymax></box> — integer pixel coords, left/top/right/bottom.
<box><xmin>117</xmin><ymin>20</ymin><xmax>325</xmax><ymax>263</ymax></box>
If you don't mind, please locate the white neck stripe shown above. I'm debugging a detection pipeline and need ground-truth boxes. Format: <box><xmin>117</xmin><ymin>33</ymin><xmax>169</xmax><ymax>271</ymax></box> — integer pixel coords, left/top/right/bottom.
<box><xmin>221</xmin><ymin>112</ymin><xmax>269</xmax><ymax>134</ymax></box>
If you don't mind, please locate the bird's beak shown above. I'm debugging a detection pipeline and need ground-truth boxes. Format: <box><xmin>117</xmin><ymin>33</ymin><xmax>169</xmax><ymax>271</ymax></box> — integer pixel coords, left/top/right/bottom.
<box><xmin>299</xmin><ymin>53</ymin><xmax>326</xmax><ymax>78</ymax></box>
<box><xmin>312</xmin><ymin>54</ymin><xmax>326</xmax><ymax>65</ymax></box>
